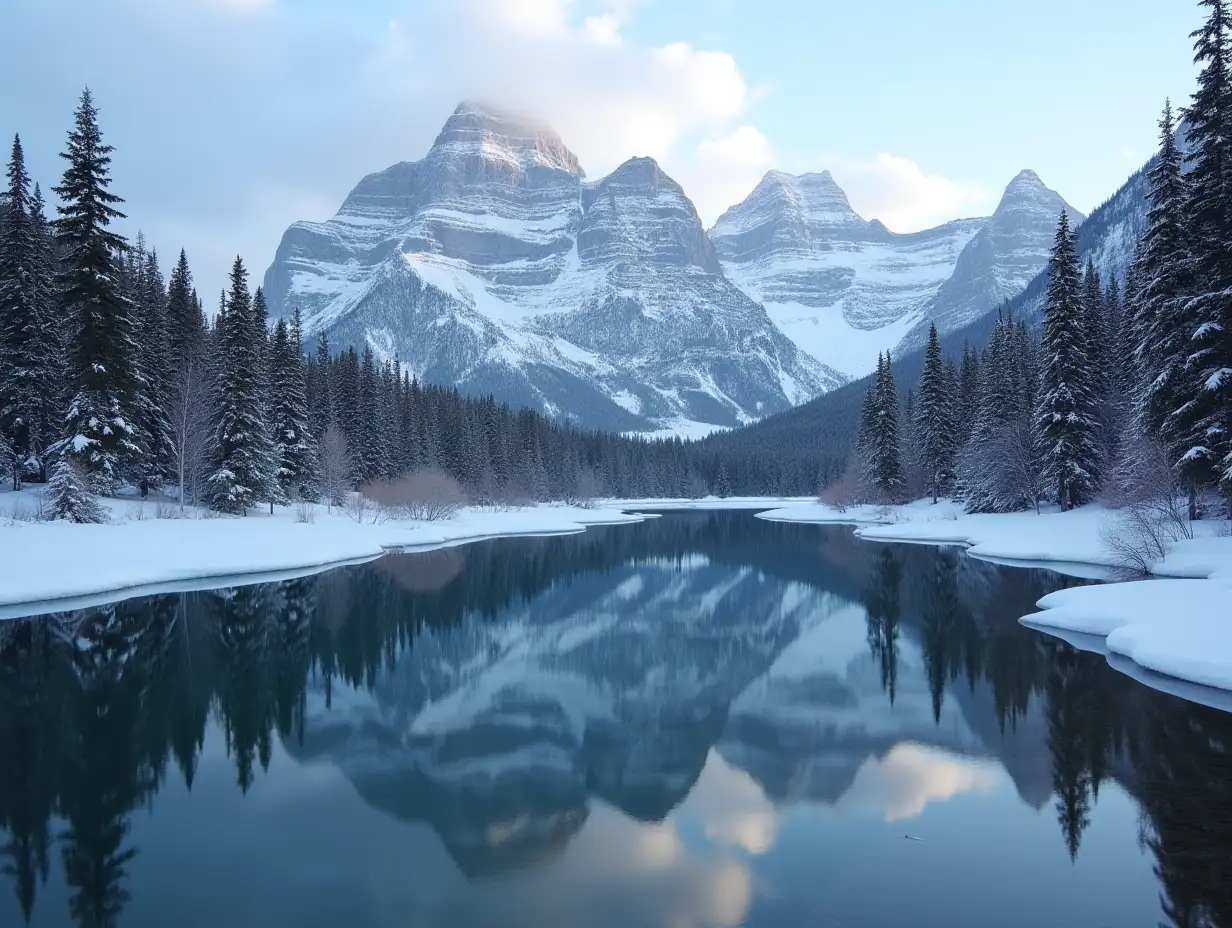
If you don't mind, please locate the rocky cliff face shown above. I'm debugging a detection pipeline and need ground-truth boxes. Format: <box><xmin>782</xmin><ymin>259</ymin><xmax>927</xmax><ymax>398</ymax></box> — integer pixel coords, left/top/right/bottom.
<box><xmin>711</xmin><ymin>170</ymin><xmax>987</xmax><ymax>379</ymax></box>
<box><xmin>264</xmin><ymin>103</ymin><xmax>843</xmax><ymax>435</ymax></box>
<box><xmin>265</xmin><ymin>102</ymin><xmax>1077</xmax><ymax>433</ymax></box>
<box><xmin>896</xmin><ymin>169</ymin><xmax>1084</xmax><ymax>353</ymax></box>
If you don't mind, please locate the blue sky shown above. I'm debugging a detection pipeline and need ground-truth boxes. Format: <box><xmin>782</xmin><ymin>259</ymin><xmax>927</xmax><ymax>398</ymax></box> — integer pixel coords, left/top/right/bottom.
<box><xmin>0</xmin><ymin>0</ymin><xmax>1200</xmax><ymax>300</ymax></box>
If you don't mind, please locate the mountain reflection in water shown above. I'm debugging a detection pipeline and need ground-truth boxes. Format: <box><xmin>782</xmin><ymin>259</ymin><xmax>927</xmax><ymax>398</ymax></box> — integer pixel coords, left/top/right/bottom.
<box><xmin>0</xmin><ymin>512</ymin><xmax>1229</xmax><ymax>928</ymax></box>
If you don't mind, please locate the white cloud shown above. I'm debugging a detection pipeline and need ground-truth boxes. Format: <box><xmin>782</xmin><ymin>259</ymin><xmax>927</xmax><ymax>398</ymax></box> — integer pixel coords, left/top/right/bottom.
<box><xmin>584</xmin><ymin>13</ymin><xmax>624</xmax><ymax>45</ymax></box>
<box><xmin>2</xmin><ymin>0</ymin><xmax>765</xmax><ymax>301</ymax></box>
<box><xmin>684</xmin><ymin>125</ymin><xmax>775</xmax><ymax>226</ymax></box>
<box><xmin>828</xmin><ymin>153</ymin><xmax>991</xmax><ymax>232</ymax></box>
<box><xmin>836</xmin><ymin>743</ymin><xmax>1004</xmax><ymax>822</ymax></box>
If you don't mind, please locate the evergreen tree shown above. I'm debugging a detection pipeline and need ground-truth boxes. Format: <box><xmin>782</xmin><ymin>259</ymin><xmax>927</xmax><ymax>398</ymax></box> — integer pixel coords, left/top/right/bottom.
<box><xmin>1134</xmin><ymin>101</ymin><xmax>1194</xmax><ymax>462</ymax></box>
<box><xmin>916</xmin><ymin>323</ymin><xmax>956</xmax><ymax>503</ymax></box>
<box><xmin>53</xmin><ymin>89</ymin><xmax>143</xmax><ymax>494</ymax></box>
<box><xmin>47</xmin><ymin>456</ymin><xmax>107</xmax><ymax>523</ymax></box>
<box><xmin>208</xmin><ymin>259</ymin><xmax>270</xmax><ymax>514</ymax></box>
<box><xmin>248</xmin><ymin>287</ymin><xmax>282</xmax><ymax>511</ymax></box>
<box><xmin>1037</xmin><ymin>211</ymin><xmax>1101</xmax><ymax>510</ymax></box>
<box><xmin>132</xmin><ymin>246</ymin><xmax>175</xmax><ymax>486</ymax></box>
<box><xmin>0</xmin><ymin>134</ymin><xmax>56</xmax><ymax>488</ymax></box>
<box><xmin>268</xmin><ymin>317</ymin><xmax>316</xmax><ymax>500</ymax></box>
<box><xmin>1177</xmin><ymin>0</ymin><xmax>1232</xmax><ymax>510</ymax></box>
<box><xmin>165</xmin><ymin>250</ymin><xmax>205</xmax><ymax>375</ymax></box>
<box><xmin>308</xmin><ymin>333</ymin><xmax>332</xmax><ymax>442</ymax></box>
<box><xmin>871</xmin><ymin>352</ymin><xmax>904</xmax><ymax>499</ymax></box>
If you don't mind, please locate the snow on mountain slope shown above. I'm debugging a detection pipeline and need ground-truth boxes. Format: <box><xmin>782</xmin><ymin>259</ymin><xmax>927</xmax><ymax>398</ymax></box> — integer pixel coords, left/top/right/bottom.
<box><xmin>711</xmin><ymin>170</ymin><xmax>987</xmax><ymax>379</ymax></box>
<box><xmin>264</xmin><ymin>103</ymin><xmax>844</xmax><ymax>435</ymax></box>
<box><xmin>895</xmin><ymin>170</ymin><xmax>1084</xmax><ymax>355</ymax></box>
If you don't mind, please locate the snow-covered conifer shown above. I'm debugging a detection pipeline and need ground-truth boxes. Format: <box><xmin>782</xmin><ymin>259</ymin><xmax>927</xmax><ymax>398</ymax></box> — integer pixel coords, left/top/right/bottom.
<box><xmin>1037</xmin><ymin>211</ymin><xmax>1101</xmax><ymax>510</ymax></box>
<box><xmin>53</xmin><ymin>90</ymin><xmax>143</xmax><ymax>494</ymax></box>
<box><xmin>47</xmin><ymin>456</ymin><xmax>106</xmax><ymax>523</ymax></box>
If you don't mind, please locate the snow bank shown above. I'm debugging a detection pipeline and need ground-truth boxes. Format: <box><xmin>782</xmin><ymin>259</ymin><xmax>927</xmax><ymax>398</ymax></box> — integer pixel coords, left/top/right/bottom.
<box><xmin>0</xmin><ymin>493</ymin><xmax>645</xmax><ymax>620</ymax></box>
<box><xmin>759</xmin><ymin>499</ymin><xmax>1232</xmax><ymax>698</ymax></box>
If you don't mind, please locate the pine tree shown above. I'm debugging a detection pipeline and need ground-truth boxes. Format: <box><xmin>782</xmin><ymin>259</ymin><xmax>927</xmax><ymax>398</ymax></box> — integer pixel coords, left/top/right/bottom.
<box><xmin>1177</xmin><ymin>0</ymin><xmax>1232</xmax><ymax>510</ymax></box>
<box><xmin>1134</xmin><ymin>101</ymin><xmax>1194</xmax><ymax>460</ymax></box>
<box><xmin>308</xmin><ymin>333</ymin><xmax>332</xmax><ymax>442</ymax></box>
<box><xmin>166</xmin><ymin>249</ymin><xmax>205</xmax><ymax>375</ymax></box>
<box><xmin>47</xmin><ymin>457</ymin><xmax>106</xmax><ymax>523</ymax></box>
<box><xmin>870</xmin><ymin>352</ymin><xmax>904</xmax><ymax>500</ymax></box>
<box><xmin>132</xmin><ymin>246</ymin><xmax>175</xmax><ymax>486</ymax></box>
<box><xmin>208</xmin><ymin>259</ymin><xmax>271</xmax><ymax>514</ymax></box>
<box><xmin>53</xmin><ymin>89</ymin><xmax>142</xmax><ymax>494</ymax></box>
<box><xmin>269</xmin><ymin>317</ymin><xmax>317</xmax><ymax>500</ymax></box>
<box><xmin>0</xmin><ymin>134</ymin><xmax>51</xmax><ymax>489</ymax></box>
<box><xmin>1037</xmin><ymin>211</ymin><xmax>1101</xmax><ymax>510</ymax></box>
<box><xmin>916</xmin><ymin>323</ymin><xmax>956</xmax><ymax>503</ymax></box>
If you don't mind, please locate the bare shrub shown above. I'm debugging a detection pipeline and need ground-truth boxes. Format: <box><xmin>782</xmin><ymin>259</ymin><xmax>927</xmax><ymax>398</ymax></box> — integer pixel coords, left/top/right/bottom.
<box><xmin>820</xmin><ymin>466</ymin><xmax>860</xmax><ymax>513</ymax></box>
<box><xmin>155</xmin><ymin>501</ymin><xmax>184</xmax><ymax>520</ymax></box>
<box><xmin>294</xmin><ymin>499</ymin><xmax>316</xmax><ymax>524</ymax></box>
<box><xmin>320</xmin><ymin>425</ymin><xmax>352</xmax><ymax>514</ymax></box>
<box><xmin>343</xmin><ymin>492</ymin><xmax>370</xmax><ymax>524</ymax></box>
<box><xmin>394</xmin><ymin>469</ymin><xmax>468</xmax><ymax>521</ymax></box>
<box><xmin>562</xmin><ymin>468</ymin><xmax>605</xmax><ymax>509</ymax></box>
<box><xmin>1101</xmin><ymin>437</ymin><xmax>1194</xmax><ymax>575</ymax></box>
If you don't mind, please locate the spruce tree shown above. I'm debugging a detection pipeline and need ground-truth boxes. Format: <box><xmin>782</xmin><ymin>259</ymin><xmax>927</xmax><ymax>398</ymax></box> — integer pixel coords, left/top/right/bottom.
<box><xmin>248</xmin><ymin>287</ymin><xmax>282</xmax><ymax>510</ymax></box>
<box><xmin>872</xmin><ymin>352</ymin><xmax>904</xmax><ymax>500</ymax></box>
<box><xmin>208</xmin><ymin>259</ymin><xmax>270</xmax><ymax>514</ymax></box>
<box><xmin>53</xmin><ymin>89</ymin><xmax>142</xmax><ymax>493</ymax></box>
<box><xmin>1178</xmin><ymin>0</ymin><xmax>1232</xmax><ymax>509</ymax></box>
<box><xmin>1037</xmin><ymin>211</ymin><xmax>1101</xmax><ymax>510</ymax></box>
<box><xmin>269</xmin><ymin>317</ymin><xmax>316</xmax><ymax>500</ymax></box>
<box><xmin>916</xmin><ymin>323</ymin><xmax>956</xmax><ymax>503</ymax></box>
<box><xmin>0</xmin><ymin>135</ymin><xmax>51</xmax><ymax>488</ymax></box>
<box><xmin>309</xmin><ymin>333</ymin><xmax>332</xmax><ymax>442</ymax></box>
<box><xmin>1134</xmin><ymin>102</ymin><xmax>1193</xmax><ymax>458</ymax></box>
<box><xmin>132</xmin><ymin>247</ymin><xmax>175</xmax><ymax>486</ymax></box>
<box><xmin>47</xmin><ymin>457</ymin><xmax>106</xmax><ymax>523</ymax></box>
<box><xmin>166</xmin><ymin>249</ymin><xmax>205</xmax><ymax>375</ymax></box>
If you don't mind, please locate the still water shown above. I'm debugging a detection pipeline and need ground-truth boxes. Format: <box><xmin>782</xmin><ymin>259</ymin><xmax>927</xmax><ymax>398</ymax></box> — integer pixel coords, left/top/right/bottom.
<box><xmin>0</xmin><ymin>511</ymin><xmax>1229</xmax><ymax>927</ymax></box>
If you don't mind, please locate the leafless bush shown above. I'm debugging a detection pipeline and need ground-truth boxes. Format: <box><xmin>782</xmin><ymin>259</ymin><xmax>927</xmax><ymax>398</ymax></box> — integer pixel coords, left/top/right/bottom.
<box><xmin>155</xmin><ymin>501</ymin><xmax>184</xmax><ymax>520</ymax></box>
<box><xmin>363</xmin><ymin>470</ymin><xmax>468</xmax><ymax>522</ymax></box>
<box><xmin>562</xmin><ymin>468</ymin><xmax>605</xmax><ymax>509</ymax></box>
<box><xmin>294</xmin><ymin>499</ymin><xmax>316</xmax><ymax>524</ymax></box>
<box><xmin>343</xmin><ymin>492</ymin><xmax>371</xmax><ymax>524</ymax></box>
<box><xmin>320</xmin><ymin>425</ymin><xmax>352</xmax><ymax>514</ymax></box>
<box><xmin>1101</xmin><ymin>504</ymin><xmax>1192</xmax><ymax>578</ymax></box>
<box><xmin>987</xmin><ymin>418</ymin><xmax>1045</xmax><ymax>514</ymax></box>
<box><xmin>820</xmin><ymin>466</ymin><xmax>860</xmax><ymax>513</ymax></box>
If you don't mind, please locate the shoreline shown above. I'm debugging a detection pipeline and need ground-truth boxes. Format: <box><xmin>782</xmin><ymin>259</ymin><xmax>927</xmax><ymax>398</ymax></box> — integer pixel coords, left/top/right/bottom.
<box><xmin>0</xmin><ymin>495</ymin><xmax>811</xmax><ymax>621</ymax></box>
<box><xmin>758</xmin><ymin>500</ymin><xmax>1232</xmax><ymax>703</ymax></box>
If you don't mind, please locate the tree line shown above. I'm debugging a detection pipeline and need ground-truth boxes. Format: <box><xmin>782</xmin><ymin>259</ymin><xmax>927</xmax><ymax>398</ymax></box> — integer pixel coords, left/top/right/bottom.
<box><xmin>852</xmin><ymin>0</ymin><xmax>1232</xmax><ymax>521</ymax></box>
<box><xmin>0</xmin><ymin>91</ymin><xmax>839</xmax><ymax>522</ymax></box>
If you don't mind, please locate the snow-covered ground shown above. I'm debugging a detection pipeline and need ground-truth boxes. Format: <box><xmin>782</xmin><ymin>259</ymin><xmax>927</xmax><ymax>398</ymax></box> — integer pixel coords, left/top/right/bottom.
<box><xmin>0</xmin><ymin>492</ymin><xmax>818</xmax><ymax>620</ymax></box>
<box><xmin>759</xmin><ymin>499</ymin><xmax>1232</xmax><ymax>700</ymax></box>
<box><xmin>0</xmin><ymin>490</ymin><xmax>651</xmax><ymax>620</ymax></box>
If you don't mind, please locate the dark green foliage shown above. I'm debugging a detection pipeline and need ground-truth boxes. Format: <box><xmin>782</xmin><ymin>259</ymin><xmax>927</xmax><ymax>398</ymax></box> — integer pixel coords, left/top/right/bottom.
<box><xmin>53</xmin><ymin>90</ymin><xmax>143</xmax><ymax>494</ymax></box>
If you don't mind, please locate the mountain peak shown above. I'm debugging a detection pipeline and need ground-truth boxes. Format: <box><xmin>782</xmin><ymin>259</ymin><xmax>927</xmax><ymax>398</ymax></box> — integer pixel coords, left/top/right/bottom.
<box><xmin>994</xmin><ymin>169</ymin><xmax>1083</xmax><ymax>223</ymax></box>
<box><xmin>431</xmin><ymin>100</ymin><xmax>584</xmax><ymax>177</ymax></box>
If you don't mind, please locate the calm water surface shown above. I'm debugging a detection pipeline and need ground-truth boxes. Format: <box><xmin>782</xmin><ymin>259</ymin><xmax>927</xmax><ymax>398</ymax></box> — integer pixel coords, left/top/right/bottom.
<box><xmin>0</xmin><ymin>512</ymin><xmax>1229</xmax><ymax>928</ymax></box>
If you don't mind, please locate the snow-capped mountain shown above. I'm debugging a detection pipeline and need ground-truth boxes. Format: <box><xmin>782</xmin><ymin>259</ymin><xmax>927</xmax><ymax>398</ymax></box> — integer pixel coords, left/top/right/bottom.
<box><xmin>896</xmin><ymin>170</ymin><xmax>1084</xmax><ymax>354</ymax></box>
<box><xmin>264</xmin><ymin>103</ymin><xmax>844</xmax><ymax>436</ymax></box>
<box><xmin>713</xmin><ymin>168</ymin><xmax>1080</xmax><ymax>376</ymax></box>
<box><xmin>265</xmin><ymin>102</ymin><xmax>1077</xmax><ymax>435</ymax></box>
<box><xmin>711</xmin><ymin>171</ymin><xmax>986</xmax><ymax>378</ymax></box>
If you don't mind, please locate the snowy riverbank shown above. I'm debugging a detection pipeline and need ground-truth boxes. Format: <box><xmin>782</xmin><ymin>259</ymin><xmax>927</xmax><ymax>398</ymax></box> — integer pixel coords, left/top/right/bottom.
<box><xmin>0</xmin><ymin>493</ymin><xmax>818</xmax><ymax>620</ymax></box>
<box><xmin>759</xmin><ymin>499</ymin><xmax>1232</xmax><ymax>699</ymax></box>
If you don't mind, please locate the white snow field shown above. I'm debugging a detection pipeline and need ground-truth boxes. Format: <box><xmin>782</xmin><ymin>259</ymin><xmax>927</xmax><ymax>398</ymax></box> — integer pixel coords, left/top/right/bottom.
<box><xmin>759</xmin><ymin>500</ymin><xmax>1232</xmax><ymax>699</ymax></box>
<box><xmin>0</xmin><ymin>492</ymin><xmax>822</xmax><ymax>620</ymax></box>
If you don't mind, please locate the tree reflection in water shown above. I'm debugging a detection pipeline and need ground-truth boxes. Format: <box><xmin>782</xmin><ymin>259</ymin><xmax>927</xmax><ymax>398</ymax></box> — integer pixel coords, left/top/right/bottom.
<box><xmin>0</xmin><ymin>512</ymin><xmax>1227</xmax><ymax>927</ymax></box>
